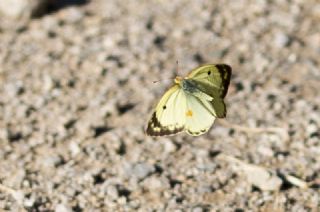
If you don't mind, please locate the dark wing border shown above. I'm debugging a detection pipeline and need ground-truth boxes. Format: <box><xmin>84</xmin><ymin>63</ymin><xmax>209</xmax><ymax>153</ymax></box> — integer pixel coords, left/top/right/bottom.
<box><xmin>146</xmin><ymin>112</ymin><xmax>184</xmax><ymax>136</ymax></box>
<box><xmin>215</xmin><ymin>64</ymin><xmax>232</xmax><ymax>98</ymax></box>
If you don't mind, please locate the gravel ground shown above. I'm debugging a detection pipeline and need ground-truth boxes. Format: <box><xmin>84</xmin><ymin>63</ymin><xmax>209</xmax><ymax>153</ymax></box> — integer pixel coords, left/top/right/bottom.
<box><xmin>0</xmin><ymin>0</ymin><xmax>319</xmax><ymax>211</ymax></box>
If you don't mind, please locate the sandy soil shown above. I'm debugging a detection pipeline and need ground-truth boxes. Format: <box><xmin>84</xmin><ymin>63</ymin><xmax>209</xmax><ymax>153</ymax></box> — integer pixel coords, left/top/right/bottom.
<box><xmin>0</xmin><ymin>0</ymin><xmax>319</xmax><ymax>211</ymax></box>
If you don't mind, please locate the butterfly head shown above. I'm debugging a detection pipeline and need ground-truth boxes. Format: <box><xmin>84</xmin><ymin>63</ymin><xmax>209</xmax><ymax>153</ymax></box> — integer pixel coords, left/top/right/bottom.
<box><xmin>174</xmin><ymin>76</ymin><xmax>183</xmax><ymax>84</ymax></box>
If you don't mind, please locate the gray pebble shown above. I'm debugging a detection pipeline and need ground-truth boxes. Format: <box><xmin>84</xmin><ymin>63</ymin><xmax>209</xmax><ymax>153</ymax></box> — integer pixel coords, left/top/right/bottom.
<box><xmin>131</xmin><ymin>163</ymin><xmax>155</xmax><ymax>180</ymax></box>
<box><xmin>274</xmin><ymin>32</ymin><xmax>290</xmax><ymax>48</ymax></box>
<box><xmin>63</xmin><ymin>7</ymin><xmax>84</xmax><ymax>24</ymax></box>
<box><xmin>106</xmin><ymin>185</ymin><xmax>119</xmax><ymax>200</ymax></box>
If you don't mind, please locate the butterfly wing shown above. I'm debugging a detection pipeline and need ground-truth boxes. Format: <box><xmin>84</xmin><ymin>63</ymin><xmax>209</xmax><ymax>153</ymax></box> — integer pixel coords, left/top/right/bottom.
<box><xmin>187</xmin><ymin>64</ymin><xmax>232</xmax><ymax>98</ymax></box>
<box><xmin>146</xmin><ymin>64</ymin><xmax>232</xmax><ymax>137</ymax></box>
<box><xmin>146</xmin><ymin>85</ymin><xmax>187</xmax><ymax>136</ymax></box>
<box><xmin>187</xmin><ymin>64</ymin><xmax>232</xmax><ymax>118</ymax></box>
<box><xmin>184</xmin><ymin>93</ymin><xmax>216</xmax><ymax>136</ymax></box>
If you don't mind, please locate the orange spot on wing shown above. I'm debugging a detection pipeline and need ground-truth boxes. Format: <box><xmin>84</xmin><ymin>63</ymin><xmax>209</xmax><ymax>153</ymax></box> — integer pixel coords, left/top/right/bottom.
<box><xmin>186</xmin><ymin>109</ymin><xmax>193</xmax><ymax>117</ymax></box>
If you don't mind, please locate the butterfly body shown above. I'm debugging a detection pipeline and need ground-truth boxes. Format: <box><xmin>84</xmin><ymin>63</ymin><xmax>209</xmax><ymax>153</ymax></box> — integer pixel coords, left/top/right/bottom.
<box><xmin>146</xmin><ymin>64</ymin><xmax>232</xmax><ymax>136</ymax></box>
<box><xmin>180</xmin><ymin>78</ymin><xmax>199</xmax><ymax>93</ymax></box>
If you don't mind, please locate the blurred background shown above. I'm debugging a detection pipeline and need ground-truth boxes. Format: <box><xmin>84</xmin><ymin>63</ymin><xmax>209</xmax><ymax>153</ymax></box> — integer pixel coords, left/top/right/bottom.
<box><xmin>0</xmin><ymin>0</ymin><xmax>319</xmax><ymax>211</ymax></box>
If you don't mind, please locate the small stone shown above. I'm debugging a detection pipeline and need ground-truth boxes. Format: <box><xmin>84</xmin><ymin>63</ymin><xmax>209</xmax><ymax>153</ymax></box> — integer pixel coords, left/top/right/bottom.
<box><xmin>131</xmin><ymin>163</ymin><xmax>155</xmax><ymax>180</ymax></box>
<box><xmin>0</xmin><ymin>0</ymin><xmax>28</xmax><ymax>18</ymax></box>
<box><xmin>117</xmin><ymin>196</ymin><xmax>127</xmax><ymax>205</ymax></box>
<box><xmin>42</xmin><ymin>155</ymin><xmax>63</xmax><ymax>168</ymax></box>
<box><xmin>274</xmin><ymin>32</ymin><xmax>290</xmax><ymax>48</ymax></box>
<box><xmin>192</xmin><ymin>207</ymin><xmax>204</xmax><ymax>212</ymax></box>
<box><xmin>69</xmin><ymin>141</ymin><xmax>81</xmax><ymax>157</ymax></box>
<box><xmin>11</xmin><ymin>190</ymin><xmax>24</xmax><ymax>205</ymax></box>
<box><xmin>4</xmin><ymin>81</ymin><xmax>24</xmax><ymax>98</ymax></box>
<box><xmin>41</xmin><ymin>16</ymin><xmax>59</xmax><ymax>31</ymax></box>
<box><xmin>306</xmin><ymin>124</ymin><xmax>318</xmax><ymax>136</ymax></box>
<box><xmin>23</xmin><ymin>196</ymin><xmax>35</xmax><ymax>207</ymax></box>
<box><xmin>0</xmin><ymin>0</ymin><xmax>49</xmax><ymax>19</ymax></box>
<box><xmin>257</xmin><ymin>146</ymin><xmax>274</xmax><ymax>157</ymax></box>
<box><xmin>43</xmin><ymin>75</ymin><xmax>54</xmax><ymax>92</ymax></box>
<box><xmin>143</xmin><ymin>176</ymin><xmax>164</xmax><ymax>190</ymax></box>
<box><xmin>106</xmin><ymin>185</ymin><xmax>119</xmax><ymax>200</ymax></box>
<box><xmin>288</xmin><ymin>53</ymin><xmax>297</xmax><ymax>63</ymax></box>
<box><xmin>55</xmin><ymin>204</ymin><xmax>72</xmax><ymax>212</ymax></box>
<box><xmin>197</xmin><ymin>185</ymin><xmax>213</xmax><ymax>194</ymax></box>
<box><xmin>163</xmin><ymin>140</ymin><xmax>177</xmax><ymax>153</ymax></box>
<box><xmin>63</xmin><ymin>7</ymin><xmax>84</xmax><ymax>24</ymax></box>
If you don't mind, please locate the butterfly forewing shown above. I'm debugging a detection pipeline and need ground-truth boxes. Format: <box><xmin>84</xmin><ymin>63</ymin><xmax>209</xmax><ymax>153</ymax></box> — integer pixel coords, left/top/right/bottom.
<box><xmin>146</xmin><ymin>85</ymin><xmax>186</xmax><ymax>136</ymax></box>
<box><xmin>187</xmin><ymin>64</ymin><xmax>232</xmax><ymax>98</ymax></box>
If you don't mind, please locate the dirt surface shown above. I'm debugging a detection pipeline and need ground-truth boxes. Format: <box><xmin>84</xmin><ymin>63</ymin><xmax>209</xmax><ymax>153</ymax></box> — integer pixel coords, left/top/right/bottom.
<box><xmin>0</xmin><ymin>0</ymin><xmax>319</xmax><ymax>211</ymax></box>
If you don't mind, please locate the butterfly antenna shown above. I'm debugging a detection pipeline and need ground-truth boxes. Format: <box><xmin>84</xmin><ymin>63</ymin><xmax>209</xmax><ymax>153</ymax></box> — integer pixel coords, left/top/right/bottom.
<box><xmin>153</xmin><ymin>60</ymin><xmax>179</xmax><ymax>84</ymax></box>
<box><xmin>175</xmin><ymin>60</ymin><xmax>179</xmax><ymax>77</ymax></box>
<box><xmin>153</xmin><ymin>78</ymin><xmax>175</xmax><ymax>84</ymax></box>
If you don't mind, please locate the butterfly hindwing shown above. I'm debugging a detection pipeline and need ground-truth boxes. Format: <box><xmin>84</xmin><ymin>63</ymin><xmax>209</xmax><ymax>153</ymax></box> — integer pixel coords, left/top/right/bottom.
<box><xmin>184</xmin><ymin>93</ymin><xmax>216</xmax><ymax>136</ymax></box>
<box><xmin>210</xmin><ymin>99</ymin><xmax>226</xmax><ymax>118</ymax></box>
<box><xmin>146</xmin><ymin>85</ymin><xmax>186</xmax><ymax>136</ymax></box>
<box><xmin>187</xmin><ymin>64</ymin><xmax>231</xmax><ymax>118</ymax></box>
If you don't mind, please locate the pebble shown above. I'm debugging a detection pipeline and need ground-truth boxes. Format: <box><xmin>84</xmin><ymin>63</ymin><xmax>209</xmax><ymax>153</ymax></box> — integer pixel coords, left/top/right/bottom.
<box><xmin>55</xmin><ymin>204</ymin><xmax>72</xmax><ymax>212</ymax></box>
<box><xmin>274</xmin><ymin>32</ymin><xmax>290</xmax><ymax>48</ymax></box>
<box><xmin>63</xmin><ymin>7</ymin><xmax>84</xmax><ymax>24</ymax></box>
<box><xmin>42</xmin><ymin>155</ymin><xmax>63</xmax><ymax>168</ymax></box>
<box><xmin>106</xmin><ymin>185</ymin><xmax>119</xmax><ymax>200</ymax></box>
<box><xmin>69</xmin><ymin>141</ymin><xmax>81</xmax><ymax>157</ymax></box>
<box><xmin>257</xmin><ymin>146</ymin><xmax>274</xmax><ymax>157</ymax></box>
<box><xmin>163</xmin><ymin>139</ymin><xmax>177</xmax><ymax>153</ymax></box>
<box><xmin>143</xmin><ymin>176</ymin><xmax>165</xmax><ymax>190</ymax></box>
<box><xmin>131</xmin><ymin>163</ymin><xmax>155</xmax><ymax>180</ymax></box>
<box><xmin>192</xmin><ymin>207</ymin><xmax>205</xmax><ymax>212</ymax></box>
<box><xmin>0</xmin><ymin>0</ymin><xmax>29</xmax><ymax>18</ymax></box>
<box><xmin>0</xmin><ymin>0</ymin><xmax>48</xmax><ymax>18</ymax></box>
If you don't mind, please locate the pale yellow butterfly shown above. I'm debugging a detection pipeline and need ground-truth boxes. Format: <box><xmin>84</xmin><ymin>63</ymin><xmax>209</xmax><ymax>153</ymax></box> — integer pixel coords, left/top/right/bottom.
<box><xmin>146</xmin><ymin>64</ymin><xmax>232</xmax><ymax>136</ymax></box>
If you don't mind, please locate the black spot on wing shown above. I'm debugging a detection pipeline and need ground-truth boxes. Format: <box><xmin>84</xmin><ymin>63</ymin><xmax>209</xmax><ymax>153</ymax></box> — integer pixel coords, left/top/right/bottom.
<box><xmin>146</xmin><ymin>112</ymin><xmax>184</xmax><ymax>136</ymax></box>
<box><xmin>216</xmin><ymin>64</ymin><xmax>232</xmax><ymax>98</ymax></box>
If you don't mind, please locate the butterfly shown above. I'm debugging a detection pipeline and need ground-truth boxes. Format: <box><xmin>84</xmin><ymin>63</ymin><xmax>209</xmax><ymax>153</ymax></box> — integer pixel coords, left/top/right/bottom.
<box><xmin>146</xmin><ymin>64</ymin><xmax>232</xmax><ymax>136</ymax></box>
